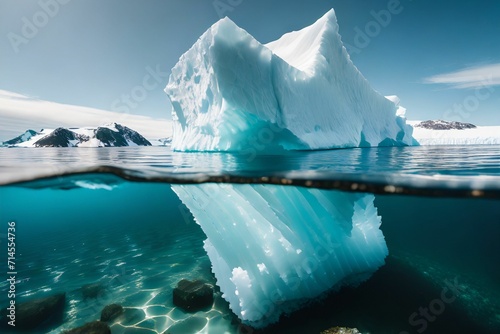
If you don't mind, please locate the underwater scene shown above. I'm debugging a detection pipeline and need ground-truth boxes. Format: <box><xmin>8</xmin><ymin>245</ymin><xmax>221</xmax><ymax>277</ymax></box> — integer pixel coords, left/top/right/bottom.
<box><xmin>0</xmin><ymin>146</ymin><xmax>499</xmax><ymax>334</ymax></box>
<box><xmin>3</xmin><ymin>1</ymin><xmax>500</xmax><ymax>333</ymax></box>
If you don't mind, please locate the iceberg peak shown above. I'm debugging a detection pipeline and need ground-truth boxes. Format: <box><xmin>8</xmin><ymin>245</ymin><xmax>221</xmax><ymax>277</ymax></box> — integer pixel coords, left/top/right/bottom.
<box><xmin>265</xmin><ymin>8</ymin><xmax>338</xmax><ymax>74</ymax></box>
<box><xmin>165</xmin><ymin>9</ymin><xmax>414</xmax><ymax>151</ymax></box>
<box><xmin>210</xmin><ymin>16</ymin><xmax>238</xmax><ymax>34</ymax></box>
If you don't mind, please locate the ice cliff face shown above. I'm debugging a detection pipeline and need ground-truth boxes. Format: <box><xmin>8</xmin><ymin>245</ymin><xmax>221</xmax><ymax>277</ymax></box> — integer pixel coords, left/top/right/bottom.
<box><xmin>173</xmin><ymin>184</ymin><xmax>388</xmax><ymax>328</ymax></box>
<box><xmin>165</xmin><ymin>9</ymin><xmax>413</xmax><ymax>151</ymax></box>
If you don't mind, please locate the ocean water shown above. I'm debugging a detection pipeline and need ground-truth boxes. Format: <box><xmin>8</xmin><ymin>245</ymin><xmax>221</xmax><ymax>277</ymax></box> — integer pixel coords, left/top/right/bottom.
<box><xmin>0</xmin><ymin>146</ymin><xmax>499</xmax><ymax>334</ymax></box>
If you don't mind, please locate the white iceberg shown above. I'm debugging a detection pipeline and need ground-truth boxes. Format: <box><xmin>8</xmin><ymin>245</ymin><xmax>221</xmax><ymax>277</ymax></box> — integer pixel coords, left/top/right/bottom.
<box><xmin>165</xmin><ymin>9</ymin><xmax>413</xmax><ymax>151</ymax></box>
<box><xmin>173</xmin><ymin>184</ymin><xmax>388</xmax><ymax>328</ymax></box>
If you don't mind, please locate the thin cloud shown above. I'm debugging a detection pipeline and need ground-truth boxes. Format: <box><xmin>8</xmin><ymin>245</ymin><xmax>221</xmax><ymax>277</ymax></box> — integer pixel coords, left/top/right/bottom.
<box><xmin>423</xmin><ymin>63</ymin><xmax>500</xmax><ymax>89</ymax></box>
<box><xmin>0</xmin><ymin>89</ymin><xmax>172</xmax><ymax>141</ymax></box>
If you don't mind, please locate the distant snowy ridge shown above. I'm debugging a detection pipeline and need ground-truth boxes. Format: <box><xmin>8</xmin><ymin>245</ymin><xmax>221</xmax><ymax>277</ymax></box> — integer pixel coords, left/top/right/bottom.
<box><xmin>1</xmin><ymin>129</ymin><xmax>38</xmax><ymax>146</ymax></box>
<box><xmin>0</xmin><ymin>89</ymin><xmax>172</xmax><ymax>142</ymax></box>
<box><xmin>409</xmin><ymin>120</ymin><xmax>500</xmax><ymax>145</ymax></box>
<box><xmin>414</xmin><ymin>120</ymin><xmax>476</xmax><ymax>130</ymax></box>
<box><xmin>165</xmin><ymin>9</ymin><xmax>413</xmax><ymax>151</ymax></box>
<box><xmin>149</xmin><ymin>137</ymin><xmax>172</xmax><ymax>147</ymax></box>
<box><xmin>1</xmin><ymin>123</ymin><xmax>155</xmax><ymax>147</ymax></box>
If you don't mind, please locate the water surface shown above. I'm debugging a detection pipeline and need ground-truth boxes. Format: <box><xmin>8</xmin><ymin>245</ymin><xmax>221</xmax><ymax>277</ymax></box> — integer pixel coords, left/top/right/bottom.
<box><xmin>0</xmin><ymin>146</ymin><xmax>499</xmax><ymax>333</ymax></box>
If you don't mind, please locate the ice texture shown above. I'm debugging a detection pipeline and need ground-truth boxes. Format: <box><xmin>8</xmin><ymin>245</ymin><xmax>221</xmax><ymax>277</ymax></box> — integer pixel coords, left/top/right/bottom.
<box><xmin>165</xmin><ymin>9</ymin><xmax>413</xmax><ymax>151</ymax></box>
<box><xmin>172</xmin><ymin>184</ymin><xmax>388</xmax><ymax>328</ymax></box>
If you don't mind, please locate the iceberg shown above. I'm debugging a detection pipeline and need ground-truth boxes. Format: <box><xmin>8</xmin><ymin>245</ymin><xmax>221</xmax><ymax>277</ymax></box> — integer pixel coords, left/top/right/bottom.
<box><xmin>165</xmin><ymin>9</ymin><xmax>413</xmax><ymax>151</ymax></box>
<box><xmin>173</xmin><ymin>184</ymin><xmax>388</xmax><ymax>328</ymax></box>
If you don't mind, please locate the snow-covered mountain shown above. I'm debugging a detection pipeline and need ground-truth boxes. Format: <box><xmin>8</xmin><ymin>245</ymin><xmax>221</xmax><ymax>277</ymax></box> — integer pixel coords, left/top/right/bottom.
<box><xmin>1</xmin><ymin>123</ymin><xmax>153</xmax><ymax>147</ymax></box>
<box><xmin>33</xmin><ymin>128</ymin><xmax>91</xmax><ymax>147</ymax></box>
<box><xmin>1</xmin><ymin>129</ymin><xmax>38</xmax><ymax>146</ymax></box>
<box><xmin>414</xmin><ymin>120</ymin><xmax>477</xmax><ymax>130</ymax></box>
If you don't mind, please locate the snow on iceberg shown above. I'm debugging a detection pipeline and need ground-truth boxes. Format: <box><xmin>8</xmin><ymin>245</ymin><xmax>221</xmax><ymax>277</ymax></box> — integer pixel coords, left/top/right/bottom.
<box><xmin>172</xmin><ymin>184</ymin><xmax>388</xmax><ymax>328</ymax></box>
<box><xmin>165</xmin><ymin>9</ymin><xmax>413</xmax><ymax>151</ymax></box>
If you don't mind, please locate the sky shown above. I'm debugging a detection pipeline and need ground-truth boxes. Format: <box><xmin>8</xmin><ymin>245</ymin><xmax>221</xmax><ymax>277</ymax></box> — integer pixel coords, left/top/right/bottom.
<box><xmin>1</xmin><ymin>0</ymin><xmax>499</xmax><ymax>141</ymax></box>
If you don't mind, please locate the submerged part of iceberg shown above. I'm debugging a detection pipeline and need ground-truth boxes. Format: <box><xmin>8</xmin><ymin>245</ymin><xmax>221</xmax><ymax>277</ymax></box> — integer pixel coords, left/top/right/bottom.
<box><xmin>165</xmin><ymin>9</ymin><xmax>413</xmax><ymax>151</ymax></box>
<box><xmin>172</xmin><ymin>184</ymin><xmax>388</xmax><ymax>328</ymax></box>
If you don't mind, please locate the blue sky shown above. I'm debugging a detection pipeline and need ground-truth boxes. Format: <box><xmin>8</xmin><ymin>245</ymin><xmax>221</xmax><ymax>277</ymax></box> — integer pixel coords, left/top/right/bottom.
<box><xmin>1</xmin><ymin>0</ymin><xmax>499</xmax><ymax>140</ymax></box>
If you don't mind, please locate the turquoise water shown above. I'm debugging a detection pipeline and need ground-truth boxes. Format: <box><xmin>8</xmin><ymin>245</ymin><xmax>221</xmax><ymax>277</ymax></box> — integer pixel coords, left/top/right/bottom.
<box><xmin>0</xmin><ymin>146</ymin><xmax>499</xmax><ymax>333</ymax></box>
